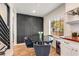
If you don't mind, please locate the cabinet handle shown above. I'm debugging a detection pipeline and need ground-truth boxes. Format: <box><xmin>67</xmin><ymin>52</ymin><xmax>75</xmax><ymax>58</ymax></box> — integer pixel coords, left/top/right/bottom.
<box><xmin>72</xmin><ymin>49</ymin><xmax>74</xmax><ymax>50</ymax></box>
<box><xmin>72</xmin><ymin>49</ymin><xmax>78</xmax><ymax>52</ymax></box>
<box><xmin>64</xmin><ymin>42</ymin><xmax>69</xmax><ymax>44</ymax></box>
<box><xmin>75</xmin><ymin>50</ymin><xmax>78</xmax><ymax>52</ymax></box>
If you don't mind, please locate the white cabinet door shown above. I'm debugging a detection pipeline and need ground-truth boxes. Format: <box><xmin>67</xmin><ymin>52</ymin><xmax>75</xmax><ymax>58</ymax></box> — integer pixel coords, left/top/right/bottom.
<box><xmin>61</xmin><ymin>41</ymin><xmax>79</xmax><ymax>56</ymax></box>
<box><xmin>71</xmin><ymin>49</ymin><xmax>78</xmax><ymax>56</ymax></box>
<box><xmin>71</xmin><ymin>47</ymin><xmax>79</xmax><ymax>56</ymax></box>
<box><xmin>61</xmin><ymin>42</ymin><xmax>72</xmax><ymax>56</ymax></box>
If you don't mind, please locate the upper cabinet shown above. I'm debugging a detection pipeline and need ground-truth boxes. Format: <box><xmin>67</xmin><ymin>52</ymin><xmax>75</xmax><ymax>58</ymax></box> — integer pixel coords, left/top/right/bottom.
<box><xmin>66</xmin><ymin>3</ymin><xmax>79</xmax><ymax>24</ymax></box>
<box><xmin>66</xmin><ymin>15</ymin><xmax>79</xmax><ymax>25</ymax></box>
<box><xmin>66</xmin><ymin>3</ymin><xmax>79</xmax><ymax>12</ymax></box>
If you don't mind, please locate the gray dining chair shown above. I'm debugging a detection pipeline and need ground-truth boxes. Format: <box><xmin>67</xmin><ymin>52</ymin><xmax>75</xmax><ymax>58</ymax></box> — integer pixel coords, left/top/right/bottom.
<box><xmin>33</xmin><ymin>44</ymin><xmax>51</xmax><ymax>56</ymax></box>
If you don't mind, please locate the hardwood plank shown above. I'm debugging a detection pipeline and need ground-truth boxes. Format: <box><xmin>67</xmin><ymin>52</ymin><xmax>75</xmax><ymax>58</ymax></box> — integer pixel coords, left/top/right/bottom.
<box><xmin>13</xmin><ymin>44</ymin><xmax>58</xmax><ymax>56</ymax></box>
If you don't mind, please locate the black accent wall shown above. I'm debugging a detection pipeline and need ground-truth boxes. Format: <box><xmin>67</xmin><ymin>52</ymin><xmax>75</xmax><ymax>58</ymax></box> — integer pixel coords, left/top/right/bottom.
<box><xmin>17</xmin><ymin>13</ymin><xmax>43</xmax><ymax>43</ymax></box>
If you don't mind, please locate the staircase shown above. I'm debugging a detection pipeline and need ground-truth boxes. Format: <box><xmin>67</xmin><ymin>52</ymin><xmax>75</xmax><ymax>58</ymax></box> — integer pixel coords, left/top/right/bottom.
<box><xmin>0</xmin><ymin>41</ymin><xmax>8</xmax><ymax>55</ymax></box>
<box><xmin>0</xmin><ymin>15</ymin><xmax>10</xmax><ymax>55</ymax></box>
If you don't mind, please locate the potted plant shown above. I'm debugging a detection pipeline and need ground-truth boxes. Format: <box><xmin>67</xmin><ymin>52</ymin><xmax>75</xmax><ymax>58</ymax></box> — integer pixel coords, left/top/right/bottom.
<box><xmin>72</xmin><ymin>32</ymin><xmax>77</xmax><ymax>40</ymax></box>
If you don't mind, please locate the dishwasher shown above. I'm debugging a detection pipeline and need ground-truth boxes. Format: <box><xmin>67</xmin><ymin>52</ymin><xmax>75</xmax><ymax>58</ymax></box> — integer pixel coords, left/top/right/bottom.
<box><xmin>56</xmin><ymin>40</ymin><xmax>61</xmax><ymax>55</ymax></box>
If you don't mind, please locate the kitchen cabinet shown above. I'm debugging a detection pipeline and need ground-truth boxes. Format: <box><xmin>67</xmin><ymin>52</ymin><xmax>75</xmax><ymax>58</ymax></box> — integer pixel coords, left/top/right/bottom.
<box><xmin>71</xmin><ymin>45</ymin><xmax>79</xmax><ymax>56</ymax></box>
<box><xmin>66</xmin><ymin>3</ymin><xmax>79</xmax><ymax>12</ymax></box>
<box><xmin>61</xmin><ymin>40</ymin><xmax>79</xmax><ymax>56</ymax></box>
<box><xmin>66</xmin><ymin>15</ymin><xmax>79</xmax><ymax>25</ymax></box>
<box><xmin>61</xmin><ymin>41</ymin><xmax>72</xmax><ymax>56</ymax></box>
<box><xmin>66</xmin><ymin>3</ymin><xmax>79</xmax><ymax>24</ymax></box>
<box><xmin>71</xmin><ymin>48</ymin><xmax>78</xmax><ymax>56</ymax></box>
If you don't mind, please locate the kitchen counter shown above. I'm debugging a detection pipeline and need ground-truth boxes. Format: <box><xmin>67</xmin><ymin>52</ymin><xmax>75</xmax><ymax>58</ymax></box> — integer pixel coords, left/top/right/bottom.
<box><xmin>63</xmin><ymin>38</ymin><xmax>79</xmax><ymax>42</ymax></box>
<box><xmin>53</xmin><ymin>35</ymin><xmax>79</xmax><ymax>43</ymax></box>
<box><xmin>52</xmin><ymin>35</ymin><xmax>79</xmax><ymax>47</ymax></box>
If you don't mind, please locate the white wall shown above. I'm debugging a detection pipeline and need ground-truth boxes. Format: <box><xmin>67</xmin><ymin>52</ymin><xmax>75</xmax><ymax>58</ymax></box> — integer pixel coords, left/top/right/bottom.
<box><xmin>0</xmin><ymin>3</ymin><xmax>7</xmax><ymax>25</ymax></box>
<box><xmin>13</xmin><ymin>10</ymin><xmax>17</xmax><ymax>45</ymax></box>
<box><xmin>44</xmin><ymin>4</ymin><xmax>65</xmax><ymax>48</ymax></box>
<box><xmin>44</xmin><ymin>4</ymin><xmax>65</xmax><ymax>36</ymax></box>
<box><xmin>8</xmin><ymin>3</ymin><xmax>17</xmax><ymax>55</ymax></box>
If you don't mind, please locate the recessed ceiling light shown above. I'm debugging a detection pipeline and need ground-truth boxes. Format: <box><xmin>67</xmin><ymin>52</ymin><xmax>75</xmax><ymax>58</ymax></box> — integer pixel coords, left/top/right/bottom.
<box><xmin>32</xmin><ymin>10</ymin><xmax>36</xmax><ymax>13</ymax></box>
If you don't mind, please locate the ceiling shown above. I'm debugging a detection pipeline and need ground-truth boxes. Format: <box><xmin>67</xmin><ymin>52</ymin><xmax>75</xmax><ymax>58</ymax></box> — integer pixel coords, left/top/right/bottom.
<box><xmin>14</xmin><ymin>3</ymin><xmax>62</xmax><ymax>17</ymax></box>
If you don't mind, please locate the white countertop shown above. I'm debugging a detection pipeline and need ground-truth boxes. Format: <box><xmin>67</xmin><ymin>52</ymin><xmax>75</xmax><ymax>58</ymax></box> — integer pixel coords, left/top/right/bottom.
<box><xmin>52</xmin><ymin>35</ymin><xmax>79</xmax><ymax>46</ymax></box>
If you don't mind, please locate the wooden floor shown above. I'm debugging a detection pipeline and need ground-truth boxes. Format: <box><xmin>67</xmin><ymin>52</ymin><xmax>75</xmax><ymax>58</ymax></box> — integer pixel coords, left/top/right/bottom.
<box><xmin>13</xmin><ymin>43</ymin><xmax>58</xmax><ymax>56</ymax></box>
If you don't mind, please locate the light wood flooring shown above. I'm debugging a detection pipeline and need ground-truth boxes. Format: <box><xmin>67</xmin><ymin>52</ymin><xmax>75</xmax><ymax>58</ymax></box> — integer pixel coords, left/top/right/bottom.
<box><xmin>13</xmin><ymin>43</ymin><xmax>58</xmax><ymax>56</ymax></box>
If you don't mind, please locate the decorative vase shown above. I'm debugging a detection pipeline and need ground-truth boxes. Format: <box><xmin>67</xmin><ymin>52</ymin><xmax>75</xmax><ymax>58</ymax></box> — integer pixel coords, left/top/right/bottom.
<box><xmin>38</xmin><ymin>32</ymin><xmax>43</xmax><ymax>41</ymax></box>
